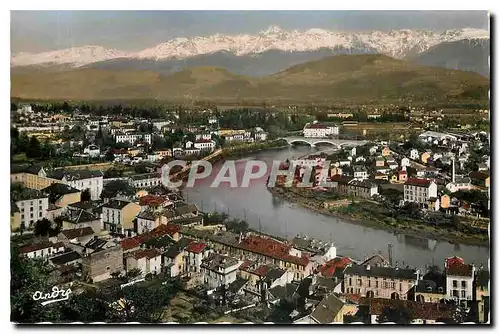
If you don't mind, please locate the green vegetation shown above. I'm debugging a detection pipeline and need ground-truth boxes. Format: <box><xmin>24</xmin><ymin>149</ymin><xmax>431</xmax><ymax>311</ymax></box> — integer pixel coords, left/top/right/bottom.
<box><xmin>11</xmin><ymin>244</ymin><xmax>182</xmax><ymax>323</ymax></box>
<box><xmin>11</xmin><ymin>54</ymin><xmax>489</xmax><ymax>104</ymax></box>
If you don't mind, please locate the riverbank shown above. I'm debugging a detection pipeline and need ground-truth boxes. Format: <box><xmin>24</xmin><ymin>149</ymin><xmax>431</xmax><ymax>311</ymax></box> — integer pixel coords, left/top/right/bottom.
<box><xmin>267</xmin><ymin>186</ymin><xmax>489</xmax><ymax>247</ymax></box>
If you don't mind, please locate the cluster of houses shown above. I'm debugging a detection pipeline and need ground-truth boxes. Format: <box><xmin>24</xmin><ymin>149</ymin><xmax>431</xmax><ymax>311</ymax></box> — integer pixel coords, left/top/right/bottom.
<box><xmin>288</xmin><ymin>130</ymin><xmax>490</xmax><ymax>216</ymax></box>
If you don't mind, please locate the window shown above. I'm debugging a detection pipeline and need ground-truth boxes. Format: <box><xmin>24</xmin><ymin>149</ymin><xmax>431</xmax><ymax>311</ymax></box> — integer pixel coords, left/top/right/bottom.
<box><xmin>39</xmin><ymin>206</ymin><xmax>42</xmax><ymax>211</ymax></box>
<box><xmin>349</xmin><ymin>278</ymin><xmax>352</xmax><ymax>286</ymax></box>
<box><xmin>461</xmin><ymin>281</ymin><xmax>467</xmax><ymax>289</ymax></box>
<box><xmin>461</xmin><ymin>290</ymin><xmax>466</xmax><ymax>298</ymax></box>
<box><xmin>39</xmin><ymin>200</ymin><xmax>42</xmax><ymax>204</ymax></box>
<box><xmin>376</xmin><ymin>280</ymin><xmax>379</xmax><ymax>288</ymax></box>
<box><xmin>357</xmin><ymin>279</ymin><xmax>362</xmax><ymax>287</ymax></box>
<box><xmin>453</xmin><ymin>280</ymin><xmax>458</xmax><ymax>288</ymax></box>
<box><xmin>30</xmin><ymin>207</ymin><xmax>33</xmax><ymax>212</ymax></box>
<box><xmin>368</xmin><ymin>280</ymin><xmax>371</xmax><ymax>287</ymax></box>
<box><xmin>399</xmin><ymin>283</ymin><xmax>402</xmax><ymax>291</ymax></box>
<box><xmin>30</xmin><ymin>213</ymin><xmax>33</xmax><ymax>218</ymax></box>
<box><xmin>21</xmin><ymin>214</ymin><xmax>24</xmax><ymax>219</ymax></box>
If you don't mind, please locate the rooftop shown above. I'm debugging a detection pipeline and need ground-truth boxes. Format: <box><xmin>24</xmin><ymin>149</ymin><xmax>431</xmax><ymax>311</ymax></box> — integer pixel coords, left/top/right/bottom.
<box><xmin>60</xmin><ymin>227</ymin><xmax>95</xmax><ymax>240</ymax></box>
<box><xmin>201</xmin><ymin>253</ymin><xmax>240</xmax><ymax>272</ymax></box>
<box><xmin>345</xmin><ymin>264</ymin><xmax>416</xmax><ymax>280</ymax></box>
<box><xmin>405</xmin><ymin>178</ymin><xmax>433</xmax><ymax>187</ymax></box>
<box><xmin>49</xmin><ymin>169</ymin><xmax>103</xmax><ymax>181</ymax></box>
<box><xmin>49</xmin><ymin>251</ymin><xmax>82</xmax><ymax>266</ymax></box>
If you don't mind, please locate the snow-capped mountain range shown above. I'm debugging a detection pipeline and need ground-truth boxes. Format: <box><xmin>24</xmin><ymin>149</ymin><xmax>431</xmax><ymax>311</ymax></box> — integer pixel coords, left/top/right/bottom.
<box><xmin>11</xmin><ymin>26</ymin><xmax>489</xmax><ymax>68</ymax></box>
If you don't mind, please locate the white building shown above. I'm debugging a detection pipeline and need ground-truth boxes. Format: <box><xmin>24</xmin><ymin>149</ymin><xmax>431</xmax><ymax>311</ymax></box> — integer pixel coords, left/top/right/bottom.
<box><xmin>126</xmin><ymin>248</ymin><xmax>162</xmax><ymax>277</ymax></box>
<box><xmin>184</xmin><ymin>242</ymin><xmax>211</xmax><ymax>275</ymax></box>
<box><xmin>445</xmin><ymin>257</ymin><xmax>475</xmax><ymax>306</ymax></box>
<box><xmin>201</xmin><ymin>253</ymin><xmax>242</xmax><ymax>290</ymax></box>
<box><xmin>353</xmin><ymin>166</ymin><xmax>368</xmax><ymax>181</ymax></box>
<box><xmin>193</xmin><ymin>139</ymin><xmax>216</xmax><ymax>151</ymax></box>
<box><xmin>115</xmin><ymin>133</ymin><xmax>152</xmax><ymax>145</ymax></box>
<box><xmin>129</xmin><ymin>173</ymin><xmax>161</xmax><ymax>189</ymax></box>
<box><xmin>83</xmin><ymin>145</ymin><xmax>101</xmax><ymax>158</ymax></box>
<box><xmin>303</xmin><ymin>122</ymin><xmax>339</xmax><ymax>138</ymax></box>
<box><xmin>19</xmin><ymin>240</ymin><xmax>65</xmax><ymax>259</ymax></box>
<box><xmin>195</xmin><ymin>133</ymin><xmax>212</xmax><ymax>141</ymax></box>
<box><xmin>15</xmin><ymin>190</ymin><xmax>49</xmax><ymax>229</ymax></box>
<box><xmin>401</xmin><ymin>157</ymin><xmax>411</xmax><ymax>168</ymax></box>
<box><xmin>49</xmin><ymin>169</ymin><xmax>104</xmax><ymax>200</ymax></box>
<box><xmin>410</xmin><ymin>149</ymin><xmax>419</xmax><ymax>160</ymax></box>
<box><xmin>403</xmin><ymin>178</ymin><xmax>438</xmax><ymax>205</ymax></box>
<box><xmin>152</xmin><ymin>120</ymin><xmax>172</xmax><ymax>131</ymax></box>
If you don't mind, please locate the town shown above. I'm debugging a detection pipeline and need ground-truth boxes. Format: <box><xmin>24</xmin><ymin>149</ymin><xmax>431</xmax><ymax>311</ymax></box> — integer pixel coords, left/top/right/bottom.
<box><xmin>10</xmin><ymin>101</ymin><xmax>489</xmax><ymax>324</ymax></box>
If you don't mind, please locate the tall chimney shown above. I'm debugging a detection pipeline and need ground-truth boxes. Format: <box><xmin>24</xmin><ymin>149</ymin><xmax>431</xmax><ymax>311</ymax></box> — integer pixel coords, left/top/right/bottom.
<box><xmin>452</xmin><ymin>157</ymin><xmax>456</xmax><ymax>183</ymax></box>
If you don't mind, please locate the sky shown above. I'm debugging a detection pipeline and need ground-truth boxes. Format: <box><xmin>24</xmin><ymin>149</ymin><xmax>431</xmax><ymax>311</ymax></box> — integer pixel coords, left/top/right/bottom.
<box><xmin>11</xmin><ymin>10</ymin><xmax>489</xmax><ymax>53</ymax></box>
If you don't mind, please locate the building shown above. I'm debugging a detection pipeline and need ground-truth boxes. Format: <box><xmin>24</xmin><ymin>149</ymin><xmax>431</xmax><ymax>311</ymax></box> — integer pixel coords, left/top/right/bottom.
<box><xmin>353</xmin><ymin>166</ymin><xmax>368</xmax><ymax>181</ymax></box>
<box><xmin>83</xmin><ymin>145</ymin><xmax>101</xmax><ymax>158</ymax></box>
<box><xmin>193</xmin><ymin>139</ymin><xmax>216</xmax><ymax>151</ymax></box>
<box><xmin>344</xmin><ymin>263</ymin><xmax>417</xmax><ymax>300</ymax></box>
<box><xmin>410</xmin><ymin>149</ymin><xmax>419</xmax><ymax>161</ymax></box>
<box><xmin>115</xmin><ymin>132</ymin><xmax>152</xmax><ymax>145</ymax></box>
<box><xmin>49</xmin><ymin>169</ymin><xmax>104</xmax><ymax>200</ymax></box>
<box><xmin>347</xmin><ymin>180</ymin><xmax>378</xmax><ymax>199</ymax></box>
<box><xmin>129</xmin><ymin>173</ymin><xmax>162</xmax><ymax>189</ymax></box>
<box><xmin>58</xmin><ymin>227</ymin><xmax>96</xmax><ymax>245</ymax></box>
<box><xmin>295</xmin><ymin>294</ymin><xmax>346</xmax><ymax>324</ymax></box>
<box><xmin>82</xmin><ymin>245</ymin><xmax>124</xmax><ymax>283</ymax></box>
<box><xmin>14</xmin><ymin>189</ymin><xmax>49</xmax><ymax>230</ymax></box>
<box><xmin>303</xmin><ymin>122</ymin><xmax>339</xmax><ymax>138</ymax></box>
<box><xmin>184</xmin><ymin>241</ymin><xmax>211</xmax><ymax>275</ymax></box>
<box><xmin>41</xmin><ymin>183</ymin><xmax>81</xmax><ymax>209</ymax></box>
<box><xmin>19</xmin><ymin>240</ymin><xmax>65</xmax><ymax>259</ymax></box>
<box><xmin>201</xmin><ymin>253</ymin><xmax>242</xmax><ymax>290</ymax></box>
<box><xmin>125</xmin><ymin>248</ymin><xmax>162</xmax><ymax>277</ymax></box>
<box><xmin>101</xmin><ymin>200</ymin><xmax>141</xmax><ymax>236</ymax></box>
<box><xmin>445</xmin><ymin>256</ymin><xmax>475</xmax><ymax>306</ymax></box>
<box><xmin>136</xmin><ymin>210</ymin><xmax>167</xmax><ymax>235</ymax></box>
<box><xmin>61</xmin><ymin>209</ymin><xmax>102</xmax><ymax>232</ymax></box>
<box><xmin>404</xmin><ymin>178</ymin><xmax>438</xmax><ymax>206</ymax></box>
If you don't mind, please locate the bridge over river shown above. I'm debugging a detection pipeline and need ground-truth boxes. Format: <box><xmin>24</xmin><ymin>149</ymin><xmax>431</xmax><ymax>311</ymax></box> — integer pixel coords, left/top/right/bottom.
<box><xmin>280</xmin><ymin>136</ymin><xmax>369</xmax><ymax>148</ymax></box>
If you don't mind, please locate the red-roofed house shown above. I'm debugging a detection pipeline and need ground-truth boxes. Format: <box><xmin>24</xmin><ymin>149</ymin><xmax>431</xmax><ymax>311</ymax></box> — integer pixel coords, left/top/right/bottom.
<box><xmin>138</xmin><ymin>195</ymin><xmax>171</xmax><ymax>209</ymax></box>
<box><xmin>184</xmin><ymin>241</ymin><xmax>211</xmax><ymax>275</ymax></box>
<box><xmin>319</xmin><ymin>257</ymin><xmax>352</xmax><ymax>278</ymax></box>
<box><xmin>445</xmin><ymin>256</ymin><xmax>475</xmax><ymax>305</ymax></box>
<box><xmin>120</xmin><ymin>237</ymin><xmax>142</xmax><ymax>253</ymax></box>
<box><xmin>237</xmin><ymin>235</ymin><xmax>312</xmax><ymax>280</ymax></box>
<box><xmin>125</xmin><ymin>248</ymin><xmax>162</xmax><ymax>277</ymax></box>
<box><xmin>404</xmin><ymin>178</ymin><xmax>437</xmax><ymax>206</ymax></box>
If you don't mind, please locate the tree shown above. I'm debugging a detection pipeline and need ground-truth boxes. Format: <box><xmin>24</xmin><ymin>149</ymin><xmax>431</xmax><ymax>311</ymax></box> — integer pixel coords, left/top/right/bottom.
<box><xmin>10</xmin><ymin>245</ymin><xmax>61</xmax><ymax>323</ymax></box>
<box><xmin>81</xmin><ymin>189</ymin><xmax>92</xmax><ymax>202</ymax></box>
<box><xmin>267</xmin><ymin>299</ymin><xmax>295</xmax><ymax>323</ymax></box>
<box><xmin>377</xmin><ymin>305</ymin><xmax>414</xmax><ymax>324</ymax></box>
<box><xmin>26</xmin><ymin>136</ymin><xmax>41</xmax><ymax>159</ymax></box>
<box><xmin>33</xmin><ymin>218</ymin><xmax>53</xmax><ymax>237</ymax></box>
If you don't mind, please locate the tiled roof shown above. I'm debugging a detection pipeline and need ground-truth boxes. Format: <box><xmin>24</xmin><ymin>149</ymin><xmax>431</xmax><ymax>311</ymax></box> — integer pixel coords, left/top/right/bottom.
<box><xmin>469</xmin><ymin>171</ymin><xmax>489</xmax><ymax>180</ymax></box>
<box><xmin>238</xmin><ymin>235</ymin><xmax>310</xmax><ymax>267</ymax></box>
<box><xmin>345</xmin><ymin>264</ymin><xmax>416</xmax><ymax>280</ymax></box>
<box><xmin>49</xmin><ymin>251</ymin><xmax>82</xmax><ymax>266</ymax></box>
<box><xmin>60</xmin><ymin>227</ymin><xmax>95</xmax><ymax>239</ymax></box>
<box><xmin>49</xmin><ymin>169</ymin><xmax>103</xmax><ymax>181</ymax></box>
<box><xmin>185</xmin><ymin>242</ymin><xmax>206</xmax><ymax>254</ymax></box>
<box><xmin>41</xmin><ymin>183</ymin><xmax>80</xmax><ymax>196</ymax></box>
<box><xmin>120</xmin><ymin>237</ymin><xmax>141</xmax><ymax>251</ymax></box>
<box><xmin>20</xmin><ymin>241</ymin><xmax>64</xmax><ymax>254</ymax></box>
<box><xmin>201</xmin><ymin>253</ymin><xmax>239</xmax><ymax>271</ymax></box>
<box><xmin>319</xmin><ymin>257</ymin><xmax>352</xmax><ymax>278</ymax></box>
<box><xmin>445</xmin><ymin>257</ymin><xmax>473</xmax><ymax>277</ymax></box>
<box><xmin>405</xmin><ymin>178</ymin><xmax>433</xmax><ymax>187</ymax></box>
<box><xmin>103</xmin><ymin>199</ymin><xmax>131</xmax><ymax>210</ymax></box>
<box><xmin>360</xmin><ymin>298</ymin><xmax>455</xmax><ymax>321</ymax></box>
<box><xmin>310</xmin><ymin>294</ymin><xmax>345</xmax><ymax>324</ymax></box>
<box><xmin>139</xmin><ymin>195</ymin><xmax>167</xmax><ymax>207</ymax></box>
<box><xmin>133</xmin><ymin>248</ymin><xmax>162</xmax><ymax>260</ymax></box>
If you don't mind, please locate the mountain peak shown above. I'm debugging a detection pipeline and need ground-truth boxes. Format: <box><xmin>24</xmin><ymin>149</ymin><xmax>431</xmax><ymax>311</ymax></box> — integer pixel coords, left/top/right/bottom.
<box><xmin>261</xmin><ymin>25</ymin><xmax>284</xmax><ymax>34</ymax></box>
<box><xmin>11</xmin><ymin>27</ymin><xmax>490</xmax><ymax>68</ymax></box>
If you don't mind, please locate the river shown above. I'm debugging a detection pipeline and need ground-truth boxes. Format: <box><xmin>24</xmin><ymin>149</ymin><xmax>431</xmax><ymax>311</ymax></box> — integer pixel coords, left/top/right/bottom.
<box><xmin>183</xmin><ymin>146</ymin><xmax>489</xmax><ymax>271</ymax></box>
